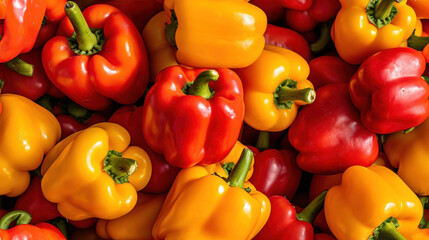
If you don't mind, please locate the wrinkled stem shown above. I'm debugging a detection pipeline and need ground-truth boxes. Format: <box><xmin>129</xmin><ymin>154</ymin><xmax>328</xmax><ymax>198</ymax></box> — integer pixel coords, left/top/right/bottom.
<box><xmin>65</xmin><ymin>1</ymin><xmax>97</xmax><ymax>51</ymax></box>
<box><xmin>375</xmin><ymin>0</ymin><xmax>402</xmax><ymax>20</ymax></box>
<box><xmin>186</xmin><ymin>70</ymin><xmax>219</xmax><ymax>100</ymax></box>
<box><xmin>4</xmin><ymin>57</ymin><xmax>34</xmax><ymax>77</ymax></box>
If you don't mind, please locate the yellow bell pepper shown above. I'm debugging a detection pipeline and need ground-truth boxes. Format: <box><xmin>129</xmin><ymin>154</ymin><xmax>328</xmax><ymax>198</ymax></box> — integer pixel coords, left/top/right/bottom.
<box><xmin>142</xmin><ymin>11</ymin><xmax>178</xmax><ymax>82</ymax></box>
<box><xmin>325</xmin><ymin>165</ymin><xmax>423</xmax><ymax>240</ymax></box>
<box><xmin>96</xmin><ymin>193</ymin><xmax>166</xmax><ymax>240</ymax></box>
<box><xmin>383</xmin><ymin>118</ymin><xmax>429</xmax><ymax>196</ymax></box>
<box><xmin>331</xmin><ymin>0</ymin><xmax>417</xmax><ymax>64</ymax></box>
<box><xmin>152</xmin><ymin>148</ymin><xmax>270</xmax><ymax>240</ymax></box>
<box><xmin>234</xmin><ymin>44</ymin><xmax>315</xmax><ymax>132</ymax></box>
<box><xmin>41</xmin><ymin>122</ymin><xmax>152</xmax><ymax>221</ymax></box>
<box><xmin>163</xmin><ymin>0</ymin><xmax>267</xmax><ymax>68</ymax></box>
<box><xmin>0</xmin><ymin>93</ymin><xmax>61</xmax><ymax>197</ymax></box>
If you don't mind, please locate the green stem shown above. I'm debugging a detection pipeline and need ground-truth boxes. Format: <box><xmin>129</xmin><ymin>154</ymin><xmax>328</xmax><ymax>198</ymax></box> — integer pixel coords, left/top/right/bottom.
<box><xmin>369</xmin><ymin>217</ymin><xmax>406</xmax><ymax>240</ymax></box>
<box><xmin>185</xmin><ymin>70</ymin><xmax>219</xmax><ymax>100</ymax></box>
<box><xmin>0</xmin><ymin>210</ymin><xmax>32</xmax><ymax>230</ymax></box>
<box><xmin>422</xmin><ymin>76</ymin><xmax>429</xmax><ymax>85</ymax></box>
<box><xmin>36</xmin><ymin>95</ymin><xmax>54</xmax><ymax>114</ymax></box>
<box><xmin>256</xmin><ymin>131</ymin><xmax>270</xmax><ymax>151</ymax></box>
<box><xmin>407</xmin><ymin>31</ymin><xmax>429</xmax><ymax>51</ymax></box>
<box><xmin>0</xmin><ymin>79</ymin><xmax>4</xmax><ymax>90</ymax></box>
<box><xmin>310</xmin><ymin>23</ymin><xmax>330</xmax><ymax>53</ymax></box>
<box><xmin>374</xmin><ymin>0</ymin><xmax>402</xmax><ymax>20</ymax></box>
<box><xmin>103</xmin><ymin>150</ymin><xmax>138</xmax><ymax>184</ymax></box>
<box><xmin>296</xmin><ymin>190</ymin><xmax>327</xmax><ymax>224</ymax></box>
<box><xmin>65</xmin><ymin>1</ymin><xmax>98</xmax><ymax>52</ymax></box>
<box><xmin>277</xmin><ymin>87</ymin><xmax>316</xmax><ymax>104</ymax></box>
<box><xmin>4</xmin><ymin>57</ymin><xmax>34</xmax><ymax>77</ymax></box>
<box><xmin>165</xmin><ymin>10</ymin><xmax>178</xmax><ymax>48</ymax></box>
<box><xmin>420</xmin><ymin>196</ymin><xmax>429</xmax><ymax>228</ymax></box>
<box><xmin>67</xmin><ymin>101</ymin><xmax>88</xmax><ymax>120</ymax></box>
<box><xmin>226</xmin><ymin>148</ymin><xmax>253</xmax><ymax>189</ymax></box>
<box><xmin>49</xmin><ymin>217</ymin><xmax>68</xmax><ymax>238</ymax></box>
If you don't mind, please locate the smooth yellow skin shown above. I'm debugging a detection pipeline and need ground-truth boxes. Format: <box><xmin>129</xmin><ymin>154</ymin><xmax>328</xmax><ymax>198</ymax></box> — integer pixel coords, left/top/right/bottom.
<box><xmin>163</xmin><ymin>0</ymin><xmax>267</xmax><ymax>68</ymax></box>
<box><xmin>152</xmin><ymin>166</ymin><xmax>270</xmax><ymax>240</ymax></box>
<box><xmin>234</xmin><ymin>44</ymin><xmax>313</xmax><ymax>132</ymax></box>
<box><xmin>96</xmin><ymin>193</ymin><xmax>166</xmax><ymax>240</ymax></box>
<box><xmin>41</xmin><ymin>122</ymin><xmax>152</xmax><ymax>221</ymax></box>
<box><xmin>142</xmin><ymin>11</ymin><xmax>179</xmax><ymax>82</ymax></box>
<box><xmin>325</xmin><ymin>165</ymin><xmax>423</xmax><ymax>240</ymax></box>
<box><xmin>0</xmin><ymin>94</ymin><xmax>61</xmax><ymax>197</ymax></box>
<box><xmin>332</xmin><ymin>0</ymin><xmax>416</xmax><ymax>64</ymax></box>
<box><xmin>384</xmin><ymin>118</ymin><xmax>429</xmax><ymax>196</ymax></box>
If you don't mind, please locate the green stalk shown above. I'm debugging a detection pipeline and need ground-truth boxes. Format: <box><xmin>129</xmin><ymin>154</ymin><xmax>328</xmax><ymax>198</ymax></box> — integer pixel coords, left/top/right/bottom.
<box><xmin>226</xmin><ymin>148</ymin><xmax>253</xmax><ymax>189</ymax></box>
<box><xmin>103</xmin><ymin>150</ymin><xmax>138</xmax><ymax>184</ymax></box>
<box><xmin>256</xmin><ymin>131</ymin><xmax>270</xmax><ymax>151</ymax></box>
<box><xmin>184</xmin><ymin>70</ymin><xmax>219</xmax><ymax>100</ymax></box>
<box><xmin>407</xmin><ymin>31</ymin><xmax>429</xmax><ymax>51</ymax></box>
<box><xmin>296</xmin><ymin>190</ymin><xmax>327</xmax><ymax>224</ymax></box>
<box><xmin>277</xmin><ymin>87</ymin><xmax>316</xmax><ymax>104</ymax></box>
<box><xmin>310</xmin><ymin>23</ymin><xmax>330</xmax><ymax>53</ymax></box>
<box><xmin>369</xmin><ymin>217</ymin><xmax>406</xmax><ymax>240</ymax></box>
<box><xmin>375</xmin><ymin>0</ymin><xmax>402</xmax><ymax>20</ymax></box>
<box><xmin>4</xmin><ymin>57</ymin><xmax>34</xmax><ymax>77</ymax></box>
<box><xmin>165</xmin><ymin>10</ymin><xmax>178</xmax><ymax>48</ymax></box>
<box><xmin>0</xmin><ymin>79</ymin><xmax>4</xmax><ymax>90</ymax></box>
<box><xmin>65</xmin><ymin>1</ymin><xmax>98</xmax><ymax>52</ymax></box>
<box><xmin>0</xmin><ymin>210</ymin><xmax>32</xmax><ymax>230</ymax></box>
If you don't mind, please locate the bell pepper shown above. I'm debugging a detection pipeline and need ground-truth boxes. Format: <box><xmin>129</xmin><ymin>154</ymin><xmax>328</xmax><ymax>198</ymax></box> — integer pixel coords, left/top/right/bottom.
<box><xmin>163</xmin><ymin>0</ymin><xmax>267</xmax><ymax>68</ymax></box>
<box><xmin>40</xmin><ymin>122</ymin><xmax>152</xmax><ymax>221</ymax></box>
<box><xmin>250</xmin><ymin>0</ymin><xmax>286</xmax><ymax>23</ymax></box>
<box><xmin>152</xmin><ymin>148</ymin><xmax>270</xmax><ymax>240</ymax></box>
<box><xmin>288</xmin><ymin>83</ymin><xmax>379</xmax><ymax>174</ymax></box>
<box><xmin>248</xmin><ymin>131</ymin><xmax>302</xmax><ymax>199</ymax></box>
<box><xmin>407</xmin><ymin>0</ymin><xmax>429</xmax><ymax>19</ymax></box>
<box><xmin>314</xmin><ymin>233</ymin><xmax>337</xmax><ymax>240</ymax></box>
<box><xmin>0</xmin><ymin>93</ymin><xmax>61</xmax><ymax>197</ymax></box>
<box><xmin>349</xmin><ymin>47</ymin><xmax>429</xmax><ymax>134</ymax></box>
<box><xmin>235</xmin><ymin>44</ymin><xmax>315</xmax><ymax>132</ymax></box>
<box><xmin>285</xmin><ymin>0</ymin><xmax>341</xmax><ymax>33</ymax></box>
<box><xmin>383</xmin><ymin>117</ymin><xmax>429</xmax><ymax>196</ymax></box>
<box><xmin>264</xmin><ymin>24</ymin><xmax>312</xmax><ymax>62</ymax></box>
<box><xmin>254</xmin><ymin>191</ymin><xmax>327</xmax><ymax>240</ymax></box>
<box><xmin>71</xmin><ymin>226</ymin><xmax>104</xmax><ymax>240</ymax></box>
<box><xmin>308</xmin><ymin>55</ymin><xmax>358</xmax><ymax>90</ymax></box>
<box><xmin>325</xmin><ymin>165</ymin><xmax>423</xmax><ymax>240</ymax></box>
<box><xmin>0</xmin><ymin>210</ymin><xmax>66</xmax><ymax>239</ymax></box>
<box><xmin>142</xmin><ymin>12</ymin><xmax>178</xmax><ymax>82</ymax></box>
<box><xmin>332</xmin><ymin>0</ymin><xmax>417</xmax><ymax>64</ymax></box>
<box><xmin>42</xmin><ymin>2</ymin><xmax>149</xmax><ymax>111</ymax></box>
<box><xmin>109</xmin><ymin>105</ymin><xmax>181</xmax><ymax>193</ymax></box>
<box><xmin>279</xmin><ymin>0</ymin><xmax>313</xmax><ymax>10</ymax></box>
<box><xmin>0</xmin><ymin>48</ymin><xmax>63</xmax><ymax>101</ymax></box>
<box><xmin>96</xmin><ymin>193</ymin><xmax>166</xmax><ymax>240</ymax></box>
<box><xmin>142</xmin><ymin>66</ymin><xmax>244</xmax><ymax>168</ymax></box>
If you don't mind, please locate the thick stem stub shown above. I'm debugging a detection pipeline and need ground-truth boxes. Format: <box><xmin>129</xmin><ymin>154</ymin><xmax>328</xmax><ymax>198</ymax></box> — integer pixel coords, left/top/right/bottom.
<box><xmin>407</xmin><ymin>31</ymin><xmax>429</xmax><ymax>51</ymax></box>
<box><xmin>296</xmin><ymin>190</ymin><xmax>327</xmax><ymax>224</ymax></box>
<box><xmin>367</xmin><ymin>0</ymin><xmax>401</xmax><ymax>29</ymax></box>
<box><xmin>4</xmin><ymin>57</ymin><xmax>34</xmax><ymax>77</ymax></box>
<box><xmin>256</xmin><ymin>131</ymin><xmax>270</xmax><ymax>151</ymax></box>
<box><xmin>0</xmin><ymin>210</ymin><xmax>32</xmax><ymax>230</ymax></box>
<box><xmin>182</xmin><ymin>70</ymin><xmax>219</xmax><ymax>100</ymax></box>
<box><xmin>104</xmin><ymin>150</ymin><xmax>138</xmax><ymax>184</ymax></box>
<box><xmin>369</xmin><ymin>217</ymin><xmax>406</xmax><ymax>240</ymax></box>
<box><xmin>226</xmin><ymin>148</ymin><xmax>253</xmax><ymax>190</ymax></box>
<box><xmin>165</xmin><ymin>10</ymin><xmax>178</xmax><ymax>48</ymax></box>
<box><xmin>273</xmin><ymin>79</ymin><xmax>316</xmax><ymax>109</ymax></box>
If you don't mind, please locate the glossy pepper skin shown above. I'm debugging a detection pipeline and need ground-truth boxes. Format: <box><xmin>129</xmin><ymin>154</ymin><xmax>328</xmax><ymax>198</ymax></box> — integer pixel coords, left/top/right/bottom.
<box><xmin>349</xmin><ymin>47</ymin><xmax>429</xmax><ymax>134</ymax></box>
<box><xmin>279</xmin><ymin>0</ymin><xmax>313</xmax><ymax>10</ymax></box>
<box><xmin>407</xmin><ymin>0</ymin><xmax>429</xmax><ymax>19</ymax></box>
<box><xmin>0</xmin><ymin>93</ymin><xmax>61</xmax><ymax>197</ymax></box>
<box><xmin>0</xmin><ymin>210</ymin><xmax>66</xmax><ymax>240</ymax></box>
<box><xmin>384</xmin><ymin>117</ymin><xmax>429</xmax><ymax>196</ymax></box>
<box><xmin>163</xmin><ymin>0</ymin><xmax>267</xmax><ymax>68</ymax></box>
<box><xmin>40</xmin><ymin>122</ymin><xmax>152</xmax><ymax>221</ymax></box>
<box><xmin>96</xmin><ymin>193</ymin><xmax>166</xmax><ymax>240</ymax></box>
<box><xmin>325</xmin><ymin>165</ymin><xmax>423</xmax><ymax>240</ymax></box>
<box><xmin>152</xmin><ymin>149</ymin><xmax>270</xmax><ymax>240</ymax></box>
<box><xmin>42</xmin><ymin>2</ymin><xmax>149</xmax><ymax>111</ymax></box>
<box><xmin>235</xmin><ymin>44</ymin><xmax>315</xmax><ymax>132</ymax></box>
<box><xmin>142</xmin><ymin>66</ymin><xmax>244</xmax><ymax>168</ymax></box>
<box><xmin>288</xmin><ymin>83</ymin><xmax>379</xmax><ymax>174</ymax></box>
<box><xmin>332</xmin><ymin>0</ymin><xmax>416</xmax><ymax>64</ymax></box>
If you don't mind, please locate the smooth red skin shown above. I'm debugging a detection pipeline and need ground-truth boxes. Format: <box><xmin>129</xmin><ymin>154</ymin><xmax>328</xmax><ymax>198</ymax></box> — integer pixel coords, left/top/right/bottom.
<box><xmin>285</xmin><ymin>0</ymin><xmax>341</xmax><ymax>32</ymax></box>
<box><xmin>142</xmin><ymin>66</ymin><xmax>244</xmax><ymax>168</ymax></box>
<box><xmin>422</xmin><ymin>19</ymin><xmax>429</xmax><ymax>37</ymax></box>
<box><xmin>56</xmin><ymin>113</ymin><xmax>107</xmax><ymax>140</ymax></box>
<box><xmin>0</xmin><ymin>223</ymin><xmax>66</xmax><ymax>239</ymax></box>
<box><xmin>0</xmin><ymin>48</ymin><xmax>63</xmax><ymax>100</ymax></box>
<box><xmin>34</xmin><ymin>22</ymin><xmax>60</xmax><ymax>49</ymax></box>
<box><xmin>14</xmin><ymin>177</ymin><xmax>60</xmax><ymax>224</ymax></box>
<box><xmin>250</xmin><ymin>0</ymin><xmax>286</xmax><ymax>23</ymax></box>
<box><xmin>288</xmin><ymin>83</ymin><xmax>379</xmax><ymax>174</ymax></box>
<box><xmin>249</xmin><ymin>148</ymin><xmax>302</xmax><ymax>199</ymax></box>
<box><xmin>109</xmin><ymin>105</ymin><xmax>181</xmax><ymax>193</ymax></box>
<box><xmin>43</xmin><ymin>4</ymin><xmax>149</xmax><ymax>111</ymax></box>
<box><xmin>314</xmin><ymin>233</ymin><xmax>337</xmax><ymax>240</ymax></box>
<box><xmin>264</xmin><ymin>24</ymin><xmax>312</xmax><ymax>62</ymax></box>
<box><xmin>349</xmin><ymin>47</ymin><xmax>429</xmax><ymax>134</ymax></box>
<box><xmin>308</xmin><ymin>56</ymin><xmax>358</xmax><ymax>90</ymax></box>
<box><xmin>279</xmin><ymin>0</ymin><xmax>313</xmax><ymax>10</ymax></box>
<box><xmin>254</xmin><ymin>195</ymin><xmax>314</xmax><ymax>240</ymax></box>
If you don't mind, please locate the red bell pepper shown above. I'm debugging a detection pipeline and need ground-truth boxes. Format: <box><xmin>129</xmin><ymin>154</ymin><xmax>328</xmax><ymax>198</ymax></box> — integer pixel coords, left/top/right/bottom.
<box><xmin>248</xmin><ymin>131</ymin><xmax>302</xmax><ymax>199</ymax></box>
<box><xmin>42</xmin><ymin>2</ymin><xmax>149</xmax><ymax>111</ymax></box>
<box><xmin>314</xmin><ymin>233</ymin><xmax>337</xmax><ymax>240</ymax></box>
<box><xmin>288</xmin><ymin>83</ymin><xmax>379</xmax><ymax>174</ymax></box>
<box><xmin>0</xmin><ymin>48</ymin><xmax>63</xmax><ymax>100</ymax></box>
<box><xmin>279</xmin><ymin>0</ymin><xmax>313</xmax><ymax>10</ymax></box>
<box><xmin>34</xmin><ymin>19</ymin><xmax>61</xmax><ymax>49</ymax></box>
<box><xmin>250</xmin><ymin>0</ymin><xmax>286</xmax><ymax>24</ymax></box>
<box><xmin>349</xmin><ymin>47</ymin><xmax>429</xmax><ymax>134</ymax></box>
<box><xmin>254</xmin><ymin>191</ymin><xmax>327</xmax><ymax>240</ymax></box>
<box><xmin>0</xmin><ymin>210</ymin><xmax>66</xmax><ymax>239</ymax></box>
<box><xmin>285</xmin><ymin>0</ymin><xmax>341</xmax><ymax>32</ymax></box>
<box><xmin>142</xmin><ymin>66</ymin><xmax>244</xmax><ymax>168</ymax></box>
<box><xmin>109</xmin><ymin>105</ymin><xmax>181</xmax><ymax>193</ymax></box>
<box><xmin>308</xmin><ymin>55</ymin><xmax>358</xmax><ymax>90</ymax></box>
<box><xmin>264</xmin><ymin>24</ymin><xmax>312</xmax><ymax>62</ymax></box>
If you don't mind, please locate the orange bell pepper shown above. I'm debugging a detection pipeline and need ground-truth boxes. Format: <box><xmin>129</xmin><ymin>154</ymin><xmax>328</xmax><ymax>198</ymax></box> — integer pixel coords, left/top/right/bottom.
<box><xmin>41</xmin><ymin>122</ymin><xmax>152</xmax><ymax>221</ymax></box>
<box><xmin>152</xmin><ymin>148</ymin><xmax>270</xmax><ymax>240</ymax></box>
<box><xmin>96</xmin><ymin>193</ymin><xmax>166</xmax><ymax>240</ymax></box>
<box><xmin>325</xmin><ymin>165</ymin><xmax>423</xmax><ymax>240</ymax></box>
<box><xmin>163</xmin><ymin>0</ymin><xmax>267</xmax><ymax>68</ymax></box>
<box><xmin>234</xmin><ymin>44</ymin><xmax>315</xmax><ymax>132</ymax></box>
<box><xmin>0</xmin><ymin>93</ymin><xmax>61</xmax><ymax>197</ymax></box>
<box><xmin>331</xmin><ymin>0</ymin><xmax>417</xmax><ymax>64</ymax></box>
<box><xmin>407</xmin><ymin>0</ymin><xmax>429</xmax><ymax>19</ymax></box>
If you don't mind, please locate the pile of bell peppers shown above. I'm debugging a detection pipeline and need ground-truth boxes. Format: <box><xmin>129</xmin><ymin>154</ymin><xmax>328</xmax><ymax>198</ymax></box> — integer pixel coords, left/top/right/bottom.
<box><xmin>2</xmin><ymin>0</ymin><xmax>429</xmax><ymax>239</ymax></box>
